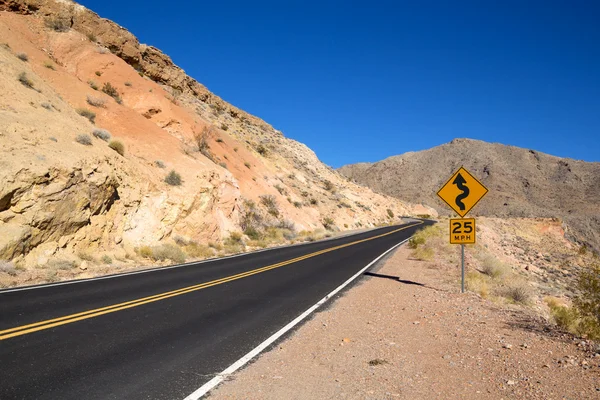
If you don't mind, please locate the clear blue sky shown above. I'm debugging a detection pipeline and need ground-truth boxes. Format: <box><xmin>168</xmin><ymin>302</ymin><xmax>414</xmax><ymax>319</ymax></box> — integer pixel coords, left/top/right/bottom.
<box><xmin>79</xmin><ymin>0</ymin><xmax>599</xmax><ymax>167</ymax></box>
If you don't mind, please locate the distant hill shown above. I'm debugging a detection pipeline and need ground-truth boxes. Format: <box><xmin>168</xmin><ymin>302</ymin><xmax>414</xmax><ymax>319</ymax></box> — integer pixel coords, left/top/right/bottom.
<box><xmin>339</xmin><ymin>138</ymin><xmax>600</xmax><ymax>251</ymax></box>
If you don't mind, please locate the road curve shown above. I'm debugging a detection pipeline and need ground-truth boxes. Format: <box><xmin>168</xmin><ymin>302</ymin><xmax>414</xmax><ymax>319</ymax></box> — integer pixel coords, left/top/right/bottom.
<box><xmin>0</xmin><ymin>220</ymin><xmax>431</xmax><ymax>400</ymax></box>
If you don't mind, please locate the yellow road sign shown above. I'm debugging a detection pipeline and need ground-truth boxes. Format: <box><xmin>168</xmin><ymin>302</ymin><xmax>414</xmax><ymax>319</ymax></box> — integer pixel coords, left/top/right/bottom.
<box><xmin>437</xmin><ymin>167</ymin><xmax>488</xmax><ymax>217</ymax></box>
<box><xmin>450</xmin><ymin>218</ymin><xmax>476</xmax><ymax>244</ymax></box>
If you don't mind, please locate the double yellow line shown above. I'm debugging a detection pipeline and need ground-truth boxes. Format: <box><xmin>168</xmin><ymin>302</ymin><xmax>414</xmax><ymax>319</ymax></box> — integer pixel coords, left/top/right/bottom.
<box><xmin>0</xmin><ymin>222</ymin><xmax>422</xmax><ymax>341</ymax></box>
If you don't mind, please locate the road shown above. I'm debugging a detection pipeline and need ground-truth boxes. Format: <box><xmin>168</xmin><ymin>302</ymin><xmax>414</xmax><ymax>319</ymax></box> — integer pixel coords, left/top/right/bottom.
<box><xmin>0</xmin><ymin>221</ymin><xmax>430</xmax><ymax>399</ymax></box>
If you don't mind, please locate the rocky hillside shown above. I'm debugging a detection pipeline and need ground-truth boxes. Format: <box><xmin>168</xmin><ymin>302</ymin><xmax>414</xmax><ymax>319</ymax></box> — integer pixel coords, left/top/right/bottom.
<box><xmin>0</xmin><ymin>0</ymin><xmax>433</xmax><ymax>272</ymax></box>
<box><xmin>339</xmin><ymin>138</ymin><xmax>600</xmax><ymax>252</ymax></box>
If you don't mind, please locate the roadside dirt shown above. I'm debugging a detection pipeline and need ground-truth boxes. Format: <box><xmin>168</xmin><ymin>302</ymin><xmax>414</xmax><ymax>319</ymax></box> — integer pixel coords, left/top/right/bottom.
<box><xmin>210</xmin><ymin>245</ymin><xmax>600</xmax><ymax>399</ymax></box>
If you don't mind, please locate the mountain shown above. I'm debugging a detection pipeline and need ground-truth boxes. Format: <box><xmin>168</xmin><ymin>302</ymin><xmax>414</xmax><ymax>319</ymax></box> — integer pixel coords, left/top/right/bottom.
<box><xmin>0</xmin><ymin>0</ymin><xmax>433</xmax><ymax>272</ymax></box>
<box><xmin>339</xmin><ymin>138</ymin><xmax>600</xmax><ymax>251</ymax></box>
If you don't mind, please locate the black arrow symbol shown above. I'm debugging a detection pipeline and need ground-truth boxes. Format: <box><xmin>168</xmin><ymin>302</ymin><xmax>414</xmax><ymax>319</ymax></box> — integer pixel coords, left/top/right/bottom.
<box><xmin>453</xmin><ymin>173</ymin><xmax>470</xmax><ymax>211</ymax></box>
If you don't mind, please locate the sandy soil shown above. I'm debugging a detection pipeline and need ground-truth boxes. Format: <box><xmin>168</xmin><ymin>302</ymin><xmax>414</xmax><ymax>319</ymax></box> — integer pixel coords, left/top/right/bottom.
<box><xmin>210</xmin><ymin>245</ymin><xmax>600</xmax><ymax>399</ymax></box>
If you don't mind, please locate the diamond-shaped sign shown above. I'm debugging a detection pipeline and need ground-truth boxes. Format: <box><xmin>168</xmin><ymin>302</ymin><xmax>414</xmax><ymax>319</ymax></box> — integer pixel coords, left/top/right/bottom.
<box><xmin>437</xmin><ymin>167</ymin><xmax>488</xmax><ymax>217</ymax></box>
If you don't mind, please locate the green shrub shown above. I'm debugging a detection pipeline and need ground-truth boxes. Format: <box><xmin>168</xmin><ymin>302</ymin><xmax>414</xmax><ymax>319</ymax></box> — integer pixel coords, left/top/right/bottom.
<box><xmin>76</xmin><ymin>108</ymin><xmax>96</xmax><ymax>124</ymax></box>
<box><xmin>259</xmin><ymin>195</ymin><xmax>279</xmax><ymax>217</ymax></box>
<box><xmin>151</xmin><ymin>244</ymin><xmax>186</xmax><ymax>263</ymax></box>
<box><xmin>77</xmin><ymin>251</ymin><xmax>95</xmax><ymax>262</ymax></box>
<box><xmin>274</xmin><ymin>184</ymin><xmax>286</xmax><ymax>195</ymax></box>
<box><xmin>412</xmin><ymin>246</ymin><xmax>434</xmax><ymax>261</ymax></box>
<box><xmin>76</xmin><ymin>134</ymin><xmax>93</xmax><ymax>146</ymax></box>
<box><xmin>165</xmin><ymin>170</ymin><xmax>182</xmax><ymax>186</ymax></box>
<box><xmin>573</xmin><ymin>263</ymin><xmax>600</xmax><ymax>339</ymax></box>
<box><xmin>101</xmin><ymin>255</ymin><xmax>112</xmax><ymax>264</ymax></box>
<box><xmin>408</xmin><ymin>236</ymin><xmax>425</xmax><ymax>249</ymax></box>
<box><xmin>86</xmin><ymin>32</ymin><xmax>97</xmax><ymax>42</ymax></box>
<box><xmin>18</xmin><ymin>72</ymin><xmax>34</xmax><ymax>89</ymax></box>
<box><xmin>227</xmin><ymin>232</ymin><xmax>243</xmax><ymax>244</ymax></box>
<box><xmin>108</xmin><ymin>140</ymin><xmax>125</xmax><ymax>156</ymax></box>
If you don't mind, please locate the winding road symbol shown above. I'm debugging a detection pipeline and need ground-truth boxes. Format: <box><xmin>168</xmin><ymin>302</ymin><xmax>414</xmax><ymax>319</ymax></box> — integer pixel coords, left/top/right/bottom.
<box><xmin>437</xmin><ymin>166</ymin><xmax>488</xmax><ymax>217</ymax></box>
<box><xmin>452</xmin><ymin>173</ymin><xmax>470</xmax><ymax>211</ymax></box>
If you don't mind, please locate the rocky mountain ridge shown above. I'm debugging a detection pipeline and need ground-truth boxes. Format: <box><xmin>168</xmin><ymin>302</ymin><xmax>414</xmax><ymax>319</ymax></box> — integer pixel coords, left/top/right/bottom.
<box><xmin>339</xmin><ymin>138</ymin><xmax>600</xmax><ymax>252</ymax></box>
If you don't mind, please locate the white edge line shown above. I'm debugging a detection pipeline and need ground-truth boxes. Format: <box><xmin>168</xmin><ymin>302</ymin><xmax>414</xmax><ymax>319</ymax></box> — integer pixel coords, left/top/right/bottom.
<box><xmin>183</xmin><ymin>237</ymin><xmax>411</xmax><ymax>400</ymax></box>
<box><xmin>0</xmin><ymin>224</ymin><xmax>406</xmax><ymax>295</ymax></box>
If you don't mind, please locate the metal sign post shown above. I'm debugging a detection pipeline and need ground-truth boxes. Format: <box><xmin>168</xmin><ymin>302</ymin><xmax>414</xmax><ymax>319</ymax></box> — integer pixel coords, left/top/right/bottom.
<box><xmin>437</xmin><ymin>167</ymin><xmax>488</xmax><ymax>293</ymax></box>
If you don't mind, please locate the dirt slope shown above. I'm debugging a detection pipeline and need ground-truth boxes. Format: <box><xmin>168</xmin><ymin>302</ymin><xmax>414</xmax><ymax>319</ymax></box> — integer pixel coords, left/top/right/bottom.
<box><xmin>339</xmin><ymin>138</ymin><xmax>600</xmax><ymax>251</ymax></box>
<box><xmin>0</xmin><ymin>0</ymin><xmax>434</xmax><ymax>275</ymax></box>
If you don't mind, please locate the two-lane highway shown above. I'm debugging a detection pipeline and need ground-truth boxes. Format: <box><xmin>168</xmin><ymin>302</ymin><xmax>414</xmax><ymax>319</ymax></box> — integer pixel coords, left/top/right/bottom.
<box><xmin>0</xmin><ymin>220</ymin><xmax>431</xmax><ymax>399</ymax></box>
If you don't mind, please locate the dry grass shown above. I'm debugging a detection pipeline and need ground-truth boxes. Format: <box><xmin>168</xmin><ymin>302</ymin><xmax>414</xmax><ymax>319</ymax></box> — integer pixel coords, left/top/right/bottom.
<box><xmin>76</xmin><ymin>108</ymin><xmax>96</xmax><ymax>124</ymax></box>
<box><xmin>465</xmin><ymin>271</ymin><xmax>489</xmax><ymax>297</ymax></box>
<box><xmin>92</xmin><ymin>129</ymin><xmax>111</xmax><ymax>142</ymax></box>
<box><xmin>185</xmin><ymin>243</ymin><xmax>214</xmax><ymax>259</ymax></box>
<box><xmin>478</xmin><ymin>254</ymin><xmax>511</xmax><ymax>279</ymax></box>
<box><xmin>108</xmin><ymin>140</ymin><xmax>125</xmax><ymax>156</ymax></box>
<box><xmin>75</xmin><ymin>134</ymin><xmax>93</xmax><ymax>146</ymax></box>
<box><xmin>18</xmin><ymin>72</ymin><xmax>34</xmax><ymax>89</ymax></box>
<box><xmin>149</xmin><ymin>244</ymin><xmax>186</xmax><ymax>263</ymax></box>
<box><xmin>87</xmin><ymin>95</ymin><xmax>106</xmax><ymax>108</ymax></box>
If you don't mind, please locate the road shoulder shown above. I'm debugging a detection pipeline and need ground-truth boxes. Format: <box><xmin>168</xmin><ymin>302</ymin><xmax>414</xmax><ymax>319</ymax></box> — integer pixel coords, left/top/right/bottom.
<box><xmin>209</xmin><ymin>244</ymin><xmax>600</xmax><ymax>399</ymax></box>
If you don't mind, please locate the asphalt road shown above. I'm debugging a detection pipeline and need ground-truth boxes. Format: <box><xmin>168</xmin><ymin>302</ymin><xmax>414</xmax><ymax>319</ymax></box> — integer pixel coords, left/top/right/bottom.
<box><xmin>0</xmin><ymin>220</ymin><xmax>430</xmax><ymax>400</ymax></box>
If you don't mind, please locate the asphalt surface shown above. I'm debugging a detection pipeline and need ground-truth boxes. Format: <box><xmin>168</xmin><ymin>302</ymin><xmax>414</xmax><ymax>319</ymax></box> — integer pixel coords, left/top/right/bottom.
<box><xmin>0</xmin><ymin>221</ymin><xmax>431</xmax><ymax>400</ymax></box>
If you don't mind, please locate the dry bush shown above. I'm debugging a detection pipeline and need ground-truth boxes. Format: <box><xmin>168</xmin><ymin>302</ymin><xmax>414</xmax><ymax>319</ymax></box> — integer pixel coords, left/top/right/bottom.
<box><xmin>150</xmin><ymin>244</ymin><xmax>186</xmax><ymax>263</ymax></box>
<box><xmin>76</xmin><ymin>108</ymin><xmax>96</xmax><ymax>124</ymax></box>
<box><xmin>185</xmin><ymin>243</ymin><xmax>213</xmax><ymax>259</ymax></box>
<box><xmin>466</xmin><ymin>271</ymin><xmax>489</xmax><ymax>297</ymax></box>
<box><xmin>0</xmin><ymin>261</ymin><xmax>17</xmax><ymax>277</ymax></box>
<box><xmin>500</xmin><ymin>280</ymin><xmax>532</xmax><ymax>304</ymax></box>
<box><xmin>47</xmin><ymin>259</ymin><xmax>77</xmax><ymax>270</ymax></box>
<box><xmin>76</xmin><ymin>134</ymin><xmax>92</xmax><ymax>146</ymax></box>
<box><xmin>18</xmin><ymin>72</ymin><xmax>34</xmax><ymax>89</ymax></box>
<box><xmin>101</xmin><ymin>255</ymin><xmax>112</xmax><ymax>264</ymax></box>
<box><xmin>45</xmin><ymin>17</ymin><xmax>70</xmax><ymax>32</ymax></box>
<box><xmin>102</xmin><ymin>82</ymin><xmax>122</xmax><ymax>104</ymax></box>
<box><xmin>243</xmin><ymin>226</ymin><xmax>263</xmax><ymax>240</ymax></box>
<box><xmin>387</xmin><ymin>209</ymin><xmax>394</xmax><ymax>218</ymax></box>
<box><xmin>88</xmin><ymin>80</ymin><xmax>99</xmax><ymax>90</ymax></box>
<box><xmin>44</xmin><ymin>61</ymin><xmax>56</xmax><ymax>70</ymax></box>
<box><xmin>165</xmin><ymin>170</ymin><xmax>182</xmax><ymax>186</ymax></box>
<box><xmin>573</xmin><ymin>262</ymin><xmax>600</xmax><ymax>339</ymax></box>
<box><xmin>322</xmin><ymin>217</ymin><xmax>335</xmax><ymax>230</ymax></box>
<box><xmin>412</xmin><ymin>246</ymin><xmax>434</xmax><ymax>261</ymax></box>
<box><xmin>244</xmin><ymin>162</ymin><xmax>251</xmax><ymax>169</ymax></box>
<box><xmin>87</xmin><ymin>95</ymin><xmax>106</xmax><ymax>108</ymax></box>
<box><xmin>108</xmin><ymin>140</ymin><xmax>125</xmax><ymax>156</ymax></box>
<box><xmin>16</xmin><ymin>52</ymin><xmax>28</xmax><ymax>62</ymax></box>
<box><xmin>479</xmin><ymin>254</ymin><xmax>510</xmax><ymax>279</ymax></box>
<box><xmin>323</xmin><ymin>180</ymin><xmax>335</xmax><ymax>191</ymax></box>
<box><xmin>256</xmin><ymin>144</ymin><xmax>268</xmax><ymax>156</ymax></box>
<box><xmin>77</xmin><ymin>251</ymin><xmax>96</xmax><ymax>262</ymax></box>
<box><xmin>259</xmin><ymin>195</ymin><xmax>279</xmax><ymax>217</ymax></box>
<box><xmin>154</xmin><ymin>160</ymin><xmax>166</xmax><ymax>168</ymax></box>
<box><xmin>92</xmin><ymin>129</ymin><xmax>111</xmax><ymax>141</ymax></box>
<box><xmin>41</xmin><ymin>102</ymin><xmax>52</xmax><ymax>111</ymax></box>
<box><xmin>138</xmin><ymin>246</ymin><xmax>153</xmax><ymax>258</ymax></box>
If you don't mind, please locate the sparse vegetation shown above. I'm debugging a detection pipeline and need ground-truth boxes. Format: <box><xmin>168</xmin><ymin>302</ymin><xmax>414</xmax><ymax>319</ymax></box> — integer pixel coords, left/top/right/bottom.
<box><xmin>76</xmin><ymin>108</ymin><xmax>96</xmax><ymax>124</ymax></box>
<box><xmin>368</xmin><ymin>359</ymin><xmax>389</xmax><ymax>366</ymax></box>
<box><xmin>108</xmin><ymin>140</ymin><xmax>125</xmax><ymax>156</ymax></box>
<box><xmin>194</xmin><ymin>127</ymin><xmax>214</xmax><ymax>160</ymax></box>
<box><xmin>256</xmin><ymin>144</ymin><xmax>268</xmax><ymax>156</ymax></box>
<box><xmin>322</xmin><ymin>217</ymin><xmax>335</xmax><ymax>230</ymax></box>
<box><xmin>185</xmin><ymin>242</ymin><xmax>213</xmax><ymax>259</ymax></box>
<box><xmin>124</xmin><ymin>81</ymin><xmax>132</xmax><ymax>87</ymax></box>
<box><xmin>221</xmin><ymin>123</ymin><xmax>228</xmax><ymax>131</ymax></box>
<box><xmin>219</xmin><ymin>162</ymin><xmax>228</xmax><ymax>169</ymax></box>
<box><xmin>216</xmin><ymin>138</ymin><xmax>224</xmax><ymax>143</ymax></box>
<box><xmin>92</xmin><ymin>129</ymin><xmax>111</xmax><ymax>141</ymax></box>
<box><xmin>387</xmin><ymin>209</ymin><xmax>394</xmax><ymax>218</ymax></box>
<box><xmin>77</xmin><ymin>251</ymin><xmax>96</xmax><ymax>262</ymax></box>
<box><xmin>43</xmin><ymin>61</ymin><xmax>55</xmax><ymax>70</ymax></box>
<box><xmin>165</xmin><ymin>170</ymin><xmax>182</xmax><ymax>186</ymax></box>
<box><xmin>154</xmin><ymin>160</ymin><xmax>166</xmax><ymax>168</ymax></box>
<box><xmin>293</xmin><ymin>201</ymin><xmax>302</xmax><ymax>208</ymax></box>
<box><xmin>138</xmin><ymin>246</ymin><xmax>153</xmax><ymax>258</ymax></box>
<box><xmin>86</xmin><ymin>32</ymin><xmax>97</xmax><ymax>42</ymax></box>
<box><xmin>501</xmin><ymin>281</ymin><xmax>532</xmax><ymax>304</ymax></box>
<box><xmin>41</xmin><ymin>102</ymin><xmax>52</xmax><ymax>110</ymax></box>
<box><xmin>324</xmin><ymin>180</ymin><xmax>335</xmax><ymax>191</ymax></box>
<box><xmin>95</xmin><ymin>71</ymin><xmax>103</xmax><ymax>76</ymax></box>
<box><xmin>18</xmin><ymin>72</ymin><xmax>34</xmax><ymax>89</ymax></box>
<box><xmin>45</xmin><ymin>17</ymin><xmax>70</xmax><ymax>32</ymax></box>
<box><xmin>274</xmin><ymin>184</ymin><xmax>286</xmax><ymax>195</ymax></box>
<box><xmin>259</xmin><ymin>195</ymin><xmax>279</xmax><ymax>217</ymax></box>
<box><xmin>309</xmin><ymin>198</ymin><xmax>318</xmax><ymax>205</ymax></box>
<box><xmin>149</xmin><ymin>243</ymin><xmax>186</xmax><ymax>263</ymax></box>
<box><xmin>102</xmin><ymin>82</ymin><xmax>122</xmax><ymax>104</ymax></box>
<box><xmin>244</xmin><ymin>162</ymin><xmax>251</xmax><ymax>169</ymax></box>
<box><xmin>101</xmin><ymin>255</ymin><xmax>112</xmax><ymax>264</ymax></box>
<box><xmin>75</xmin><ymin>134</ymin><xmax>93</xmax><ymax>146</ymax></box>
<box><xmin>16</xmin><ymin>52</ymin><xmax>28</xmax><ymax>61</ymax></box>
<box><xmin>479</xmin><ymin>254</ymin><xmax>510</xmax><ymax>279</ymax></box>
<box><xmin>88</xmin><ymin>80</ymin><xmax>98</xmax><ymax>90</ymax></box>
<box><xmin>86</xmin><ymin>95</ymin><xmax>106</xmax><ymax>108</ymax></box>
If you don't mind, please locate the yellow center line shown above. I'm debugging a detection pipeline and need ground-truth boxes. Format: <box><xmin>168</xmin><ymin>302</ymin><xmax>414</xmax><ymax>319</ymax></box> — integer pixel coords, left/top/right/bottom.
<box><xmin>0</xmin><ymin>221</ymin><xmax>423</xmax><ymax>341</ymax></box>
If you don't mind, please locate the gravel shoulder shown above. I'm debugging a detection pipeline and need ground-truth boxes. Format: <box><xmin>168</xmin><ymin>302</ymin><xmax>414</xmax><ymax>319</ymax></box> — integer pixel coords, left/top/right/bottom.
<box><xmin>210</xmin><ymin>245</ymin><xmax>600</xmax><ymax>399</ymax></box>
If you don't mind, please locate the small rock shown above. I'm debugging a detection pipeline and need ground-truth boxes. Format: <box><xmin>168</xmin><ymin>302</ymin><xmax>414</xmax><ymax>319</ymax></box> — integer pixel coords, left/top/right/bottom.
<box><xmin>79</xmin><ymin>261</ymin><xmax>88</xmax><ymax>270</ymax></box>
<box><xmin>507</xmin><ymin>380</ymin><xmax>517</xmax><ymax>386</ymax></box>
<box><xmin>503</xmin><ymin>344</ymin><xmax>513</xmax><ymax>349</ymax></box>
<box><xmin>413</xmin><ymin>321</ymin><xmax>420</xmax><ymax>325</ymax></box>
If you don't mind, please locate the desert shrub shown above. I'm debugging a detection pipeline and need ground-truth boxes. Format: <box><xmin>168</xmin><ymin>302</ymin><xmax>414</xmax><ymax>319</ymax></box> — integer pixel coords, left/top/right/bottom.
<box><xmin>88</xmin><ymin>80</ymin><xmax>98</xmax><ymax>90</ymax></box>
<box><xmin>322</xmin><ymin>217</ymin><xmax>335</xmax><ymax>230</ymax></box>
<box><xmin>412</xmin><ymin>246</ymin><xmax>434</xmax><ymax>261</ymax></box>
<box><xmin>102</xmin><ymin>82</ymin><xmax>122</xmax><ymax>103</ymax></box>
<box><xmin>256</xmin><ymin>144</ymin><xmax>268</xmax><ymax>156</ymax></box>
<box><xmin>208</xmin><ymin>242</ymin><xmax>223</xmax><ymax>251</ymax></box>
<box><xmin>76</xmin><ymin>108</ymin><xmax>96</xmax><ymax>124</ymax></box>
<box><xmin>244</xmin><ymin>162</ymin><xmax>251</xmax><ymax>169</ymax></box>
<box><xmin>92</xmin><ymin>129</ymin><xmax>111</xmax><ymax>141</ymax></box>
<box><xmin>0</xmin><ymin>261</ymin><xmax>17</xmax><ymax>276</ymax></box>
<box><xmin>76</xmin><ymin>134</ymin><xmax>93</xmax><ymax>146</ymax></box>
<box><xmin>274</xmin><ymin>184</ymin><xmax>286</xmax><ymax>195</ymax></box>
<box><xmin>293</xmin><ymin>201</ymin><xmax>302</xmax><ymax>208</ymax></box>
<box><xmin>87</xmin><ymin>95</ymin><xmax>106</xmax><ymax>108</ymax></box>
<box><xmin>227</xmin><ymin>232</ymin><xmax>243</xmax><ymax>244</ymax></box>
<box><xmin>234</xmin><ymin>147</ymin><xmax>239</xmax><ymax>152</ymax></box>
<box><xmin>165</xmin><ymin>170</ymin><xmax>182</xmax><ymax>186</ymax></box>
<box><xmin>216</xmin><ymin>138</ymin><xmax>224</xmax><ymax>143</ymax></box>
<box><xmin>387</xmin><ymin>209</ymin><xmax>394</xmax><ymax>218</ymax></box>
<box><xmin>18</xmin><ymin>72</ymin><xmax>34</xmax><ymax>89</ymax></box>
<box><xmin>479</xmin><ymin>255</ymin><xmax>510</xmax><ymax>279</ymax></box>
<box><xmin>573</xmin><ymin>263</ymin><xmax>600</xmax><ymax>339</ymax></box>
<box><xmin>259</xmin><ymin>195</ymin><xmax>279</xmax><ymax>217</ymax></box>
<box><xmin>41</xmin><ymin>102</ymin><xmax>52</xmax><ymax>110</ymax></box>
<box><xmin>154</xmin><ymin>160</ymin><xmax>166</xmax><ymax>168</ymax></box>
<box><xmin>244</xmin><ymin>226</ymin><xmax>263</xmax><ymax>240</ymax></box>
<box><xmin>49</xmin><ymin>136</ymin><xmax>58</xmax><ymax>142</ymax></box>
<box><xmin>221</xmin><ymin>124</ymin><xmax>228</xmax><ymax>131</ymax></box>
<box><xmin>95</xmin><ymin>71</ymin><xmax>103</xmax><ymax>76</ymax></box>
<box><xmin>323</xmin><ymin>180</ymin><xmax>335</xmax><ymax>191</ymax></box>
<box><xmin>47</xmin><ymin>259</ymin><xmax>77</xmax><ymax>270</ymax></box>
<box><xmin>408</xmin><ymin>236</ymin><xmax>425</xmax><ymax>249</ymax></box>
<box><xmin>45</xmin><ymin>17</ymin><xmax>70</xmax><ymax>32</ymax></box>
<box><xmin>309</xmin><ymin>198</ymin><xmax>318</xmax><ymax>205</ymax></box>
<box><xmin>108</xmin><ymin>140</ymin><xmax>125</xmax><ymax>156</ymax></box>
<box><xmin>77</xmin><ymin>251</ymin><xmax>95</xmax><ymax>262</ymax></box>
<box><xmin>416</xmin><ymin>214</ymin><xmax>431</xmax><ymax>219</ymax></box>
<box><xmin>465</xmin><ymin>272</ymin><xmax>489</xmax><ymax>297</ymax></box>
<box><xmin>86</xmin><ymin>32</ymin><xmax>97</xmax><ymax>42</ymax></box>
<box><xmin>44</xmin><ymin>61</ymin><xmax>56</xmax><ymax>70</ymax></box>
<box><xmin>219</xmin><ymin>162</ymin><xmax>228</xmax><ymax>169</ymax></box>
<box><xmin>501</xmin><ymin>281</ymin><xmax>531</xmax><ymax>304</ymax></box>
<box><xmin>16</xmin><ymin>52</ymin><xmax>28</xmax><ymax>61</ymax></box>
<box><xmin>185</xmin><ymin>242</ymin><xmax>213</xmax><ymax>259</ymax></box>
<box><xmin>151</xmin><ymin>243</ymin><xmax>186</xmax><ymax>263</ymax></box>
<box><xmin>101</xmin><ymin>255</ymin><xmax>112</xmax><ymax>264</ymax></box>
<box><xmin>124</xmin><ymin>81</ymin><xmax>132</xmax><ymax>87</ymax></box>
<box><xmin>138</xmin><ymin>246</ymin><xmax>153</xmax><ymax>258</ymax></box>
